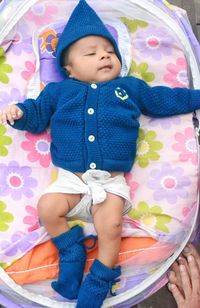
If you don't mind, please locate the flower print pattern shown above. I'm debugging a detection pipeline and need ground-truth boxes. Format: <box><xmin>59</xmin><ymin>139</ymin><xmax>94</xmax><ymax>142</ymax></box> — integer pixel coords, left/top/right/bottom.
<box><xmin>0</xmin><ymin>231</ymin><xmax>39</xmax><ymax>257</ymax></box>
<box><xmin>11</xmin><ymin>25</ymin><xmax>32</xmax><ymax>55</ymax></box>
<box><xmin>128</xmin><ymin>61</ymin><xmax>155</xmax><ymax>83</ymax></box>
<box><xmin>0</xmin><ymin>262</ymin><xmax>8</xmax><ymax>269</ymax></box>
<box><xmin>125</xmin><ymin>173</ymin><xmax>139</xmax><ymax>200</ymax></box>
<box><xmin>40</xmin><ymin>29</ymin><xmax>61</xmax><ymax>57</ymax></box>
<box><xmin>21</xmin><ymin>60</ymin><xmax>36</xmax><ymax>80</ymax></box>
<box><xmin>135</xmin><ymin>129</ymin><xmax>163</xmax><ymax>168</ymax></box>
<box><xmin>164</xmin><ymin>58</ymin><xmax>189</xmax><ymax>88</ymax></box>
<box><xmin>128</xmin><ymin>201</ymin><xmax>171</xmax><ymax>233</ymax></box>
<box><xmin>40</xmin><ymin>81</ymin><xmax>45</xmax><ymax>91</ymax></box>
<box><xmin>48</xmin><ymin>169</ymin><xmax>58</xmax><ymax>186</ymax></box>
<box><xmin>121</xmin><ymin>17</ymin><xmax>148</xmax><ymax>33</ymax></box>
<box><xmin>172</xmin><ymin>127</ymin><xmax>197</xmax><ymax>165</ymax></box>
<box><xmin>0</xmin><ymin>201</ymin><xmax>14</xmax><ymax>232</ymax></box>
<box><xmin>23</xmin><ymin>205</ymin><xmax>39</xmax><ymax>232</ymax></box>
<box><xmin>25</xmin><ymin>3</ymin><xmax>58</xmax><ymax>26</ymax></box>
<box><xmin>105</xmin><ymin>24</ymin><xmax>118</xmax><ymax>43</ymax></box>
<box><xmin>134</xmin><ymin>26</ymin><xmax>174</xmax><ymax>60</ymax></box>
<box><xmin>148</xmin><ymin>116</ymin><xmax>181</xmax><ymax>130</ymax></box>
<box><xmin>0</xmin><ymin>47</ymin><xmax>13</xmax><ymax>84</ymax></box>
<box><xmin>0</xmin><ymin>125</ymin><xmax>12</xmax><ymax>157</ymax></box>
<box><xmin>147</xmin><ymin>163</ymin><xmax>191</xmax><ymax>204</ymax></box>
<box><xmin>69</xmin><ymin>220</ymin><xmax>86</xmax><ymax>229</ymax></box>
<box><xmin>0</xmin><ymin>88</ymin><xmax>25</xmax><ymax>109</ymax></box>
<box><xmin>21</xmin><ymin>132</ymin><xmax>51</xmax><ymax>168</ymax></box>
<box><xmin>0</xmin><ymin>161</ymin><xmax>37</xmax><ymax>200</ymax></box>
<box><xmin>182</xmin><ymin>207</ymin><xmax>190</xmax><ymax>217</ymax></box>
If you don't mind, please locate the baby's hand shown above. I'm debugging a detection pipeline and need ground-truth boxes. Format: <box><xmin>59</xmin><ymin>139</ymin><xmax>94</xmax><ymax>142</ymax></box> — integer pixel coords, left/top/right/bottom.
<box><xmin>0</xmin><ymin>105</ymin><xmax>23</xmax><ymax>125</ymax></box>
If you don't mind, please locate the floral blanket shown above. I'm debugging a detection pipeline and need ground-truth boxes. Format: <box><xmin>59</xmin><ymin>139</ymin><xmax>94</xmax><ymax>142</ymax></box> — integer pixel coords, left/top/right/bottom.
<box><xmin>0</xmin><ymin>0</ymin><xmax>199</xmax><ymax>306</ymax></box>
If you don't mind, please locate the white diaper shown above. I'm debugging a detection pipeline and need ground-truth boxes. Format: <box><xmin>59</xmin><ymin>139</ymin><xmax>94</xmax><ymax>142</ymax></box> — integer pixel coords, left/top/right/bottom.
<box><xmin>44</xmin><ymin>169</ymin><xmax>132</xmax><ymax>222</ymax></box>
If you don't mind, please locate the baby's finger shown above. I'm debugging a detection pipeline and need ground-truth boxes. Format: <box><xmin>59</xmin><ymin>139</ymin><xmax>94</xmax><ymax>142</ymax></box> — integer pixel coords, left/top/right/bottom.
<box><xmin>16</xmin><ymin>109</ymin><xmax>23</xmax><ymax>119</ymax></box>
<box><xmin>0</xmin><ymin>110</ymin><xmax>9</xmax><ymax>125</ymax></box>
<box><xmin>187</xmin><ymin>255</ymin><xmax>200</xmax><ymax>293</ymax></box>
<box><xmin>6</xmin><ymin>110</ymin><xmax>15</xmax><ymax>125</ymax></box>
<box><xmin>9</xmin><ymin>108</ymin><xmax>18</xmax><ymax>120</ymax></box>
<box><xmin>168</xmin><ymin>283</ymin><xmax>184</xmax><ymax>307</ymax></box>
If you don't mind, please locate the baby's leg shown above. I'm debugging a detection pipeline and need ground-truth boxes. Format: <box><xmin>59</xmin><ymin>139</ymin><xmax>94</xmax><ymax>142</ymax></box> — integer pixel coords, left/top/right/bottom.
<box><xmin>38</xmin><ymin>193</ymin><xmax>86</xmax><ymax>300</ymax></box>
<box><xmin>92</xmin><ymin>192</ymin><xmax>125</xmax><ymax>268</ymax></box>
<box><xmin>37</xmin><ymin>192</ymin><xmax>81</xmax><ymax>237</ymax></box>
<box><xmin>76</xmin><ymin>193</ymin><xmax>124</xmax><ymax>308</ymax></box>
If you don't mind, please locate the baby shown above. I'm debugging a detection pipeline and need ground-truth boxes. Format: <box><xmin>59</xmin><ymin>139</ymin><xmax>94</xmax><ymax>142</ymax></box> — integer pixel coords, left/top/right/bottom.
<box><xmin>1</xmin><ymin>0</ymin><xmax>200</xmax><ymax>307</ymax></box>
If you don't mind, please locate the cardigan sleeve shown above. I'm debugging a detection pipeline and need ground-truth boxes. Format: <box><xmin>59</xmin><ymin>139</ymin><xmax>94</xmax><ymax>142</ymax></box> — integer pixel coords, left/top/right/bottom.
<box><xmin>128</xmin><ymin>77</ymin><xmax>200</xmax><ymax>117</ymax></box>
<box><xmin>11</xmin><ymin>83</ymin><xmax>57</xmax><ymax>133</ymax></box>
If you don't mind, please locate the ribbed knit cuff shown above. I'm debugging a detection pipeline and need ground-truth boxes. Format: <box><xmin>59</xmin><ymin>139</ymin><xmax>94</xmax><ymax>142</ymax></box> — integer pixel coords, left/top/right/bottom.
<box><xmin>51</xmin><ymin>225</ymin><xmax>84</xmax><ymax>250</ymax></box>
<box><xmin>91</xmin><ymin>259</ymin><xmax>121</xmax><ymax>281</ymax></box>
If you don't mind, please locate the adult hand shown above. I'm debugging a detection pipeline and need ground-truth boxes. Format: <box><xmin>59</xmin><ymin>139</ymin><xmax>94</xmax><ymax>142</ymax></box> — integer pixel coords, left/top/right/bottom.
<box><xmin>168</xmin><ymin>248</ymin><xmax>200</xmax><ymax>308</ymax></box>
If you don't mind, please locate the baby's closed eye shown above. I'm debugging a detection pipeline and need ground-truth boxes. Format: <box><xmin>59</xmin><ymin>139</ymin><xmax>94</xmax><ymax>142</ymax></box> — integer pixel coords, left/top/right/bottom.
<box><xmin>85</xmin><ymin>52</ymin><xmax>96</xmax><ymax>56</ymax></box>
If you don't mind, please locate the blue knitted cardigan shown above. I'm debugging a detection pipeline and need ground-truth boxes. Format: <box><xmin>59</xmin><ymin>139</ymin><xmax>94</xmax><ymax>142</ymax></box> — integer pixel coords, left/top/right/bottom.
<box><xmin>12</xmin><ymin>76</ymin><xmax>200</xmax><ymax>172</ymax></box>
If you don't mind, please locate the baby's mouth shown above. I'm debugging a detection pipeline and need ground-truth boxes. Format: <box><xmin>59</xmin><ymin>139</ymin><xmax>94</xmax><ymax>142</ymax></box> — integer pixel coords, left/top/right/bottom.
<box><xmin>99</xmin><ymin>65</ymin><xmax>112</xmax><ymax>70</ymax></box>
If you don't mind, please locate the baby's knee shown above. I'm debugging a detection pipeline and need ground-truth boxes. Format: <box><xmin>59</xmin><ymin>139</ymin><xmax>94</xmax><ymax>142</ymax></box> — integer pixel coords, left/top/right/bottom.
<box><xmin>103</xmin><ymin>219</ymin><xmax>122</xmax><ymax>239</ymax></box>
<box><xmin>37</xmin><ymin>196</ymin><xmax>55</xmax><ymax>220</ymax></box>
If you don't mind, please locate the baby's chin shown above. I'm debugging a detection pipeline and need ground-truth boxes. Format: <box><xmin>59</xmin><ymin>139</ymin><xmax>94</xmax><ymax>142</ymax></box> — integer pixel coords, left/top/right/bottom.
<box><xmin>91</xmin><ymin>73</ymin><xmax>119</xmax><ymax>83</ymax></box>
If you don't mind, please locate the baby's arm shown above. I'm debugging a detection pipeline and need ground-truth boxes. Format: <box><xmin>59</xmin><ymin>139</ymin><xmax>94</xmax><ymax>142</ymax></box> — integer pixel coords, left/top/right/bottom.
<box><xmin>127</xmin><ymin>76</ymin><xmax>200</xmax><ymax>117</ymax></box>
<box><xmin>1</xmin><ymin>82</ymin><xmax>57</xmax><ymax>133</ymax></box>
<box><xmin>0</xmin><ymin>105</ymin><xmax>23</xmax><ymax>125</ymax></box>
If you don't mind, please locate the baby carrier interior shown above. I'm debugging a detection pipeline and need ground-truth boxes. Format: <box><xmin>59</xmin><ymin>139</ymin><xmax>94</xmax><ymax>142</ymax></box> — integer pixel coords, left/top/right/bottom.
<box><xmin>0</xmin><ymin>0</ymin><xmax>200</xmax><ymax>307</ymax></box>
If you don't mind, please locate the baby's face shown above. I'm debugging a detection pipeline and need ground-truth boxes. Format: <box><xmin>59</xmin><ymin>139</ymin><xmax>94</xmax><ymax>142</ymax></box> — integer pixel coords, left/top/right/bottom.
<box><xmin>64</xmin><ymin>36</ymin><xmax>121</xmax><ymax>83</ymax></box>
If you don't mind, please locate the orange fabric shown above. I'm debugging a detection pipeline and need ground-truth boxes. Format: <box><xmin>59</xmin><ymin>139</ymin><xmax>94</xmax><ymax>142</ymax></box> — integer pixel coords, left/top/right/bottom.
<box><xmin>5</xmin><ymin>237</ymin><xmax>157</xmax><ymax>285</ymax></box>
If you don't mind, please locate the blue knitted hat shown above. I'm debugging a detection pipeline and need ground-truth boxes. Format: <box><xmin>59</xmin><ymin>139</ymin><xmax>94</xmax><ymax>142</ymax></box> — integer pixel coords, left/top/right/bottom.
<box><xmin>56</xmin><ymin>0</ymin><xmax>122</xmax><ymax>78</ymax></box>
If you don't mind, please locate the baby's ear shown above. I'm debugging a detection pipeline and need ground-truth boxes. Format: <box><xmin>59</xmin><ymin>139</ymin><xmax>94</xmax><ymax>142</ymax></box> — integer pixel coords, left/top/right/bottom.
<box><xmin>64</xmin><ymin>65</ymin><xmax>73</xmax><ymax>78</ymax></box>
<box><xmin>64</xmin><ymin>65</ymin><xmax>71</xmax><ymax>73</ymax></box>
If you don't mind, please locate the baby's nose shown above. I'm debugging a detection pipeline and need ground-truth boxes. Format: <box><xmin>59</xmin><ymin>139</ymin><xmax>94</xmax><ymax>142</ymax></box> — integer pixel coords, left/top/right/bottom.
<box><xmin>100</xmin><ymin>51</ymin><xmax>110</xmax><ymax>59</ymax></box>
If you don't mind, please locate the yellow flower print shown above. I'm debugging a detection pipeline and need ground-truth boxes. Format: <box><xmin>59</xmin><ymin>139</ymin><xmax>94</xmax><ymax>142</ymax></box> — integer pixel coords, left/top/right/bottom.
<box><xmin>0</xmin><ymin>124</ymin><xmax>12</xmax><ymax>156</ymax></box>
<box><xmin>163</xmin><ymin>0</ymin><xmax>174</xmax><ymax>10</ymax></box>
<box><xmin>136</xmin><ymin>129</ymin><xmax>163</xmax><ymax>168</ymax></box>
<box><xmin>0</xmin><ymin>262</ymin><xmax>8</xmax><ymax>269</ymax></box>
<box><xmin>0</xmin><ymin>200</ymin><xmax>14</xmax><ymax>232</ymax></box>
<box><xmin>48</xmin><ymin>169</ymin><xmax>58</xmax><ymax>186</ymax></box>
<box><xmin>128</xmin><ymin>61</ymin><xmax>155</xmax><ymax>83</ymax></box>
<box><xmin>69</xmin><ymin>219</ymin><xmax>86</xmax><ymax>229</ymax></box>
<box><xmin>128</xmin><ymin>201</ymin><xmax>171</xmax><ymax>233</ymax></box>
<box><xmin>121</xmin><ymin>17</ymin><xmax>148</xmax><ymax>33</ymax></box>
<box><xmin>0</xmin><ymin>47</ymin><xmax>13</xmax><ymax>84</ymax></box>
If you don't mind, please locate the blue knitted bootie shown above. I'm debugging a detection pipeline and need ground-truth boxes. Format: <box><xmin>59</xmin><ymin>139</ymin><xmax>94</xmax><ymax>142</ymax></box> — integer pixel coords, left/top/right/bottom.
<box><xmin>51</xmin><ymin>225</ymin><xmax>87</xmax><ymax>299</ymax></box>
<box><xmin>76</xmin><ymin>259</ymin><xmax>121</xmax><ymax>308</ymax></box>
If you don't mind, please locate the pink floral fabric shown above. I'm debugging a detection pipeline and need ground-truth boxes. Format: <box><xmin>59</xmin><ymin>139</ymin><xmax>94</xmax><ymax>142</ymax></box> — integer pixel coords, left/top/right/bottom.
<box><xmin>0</xmin><ymin>1</ymin><xmax>198</xmax><ymax>303</ymax></box>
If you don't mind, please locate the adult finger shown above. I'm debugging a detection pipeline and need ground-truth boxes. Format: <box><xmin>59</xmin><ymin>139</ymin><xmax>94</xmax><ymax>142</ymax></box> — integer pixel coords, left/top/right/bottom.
<box><xmin>179</xmin><ymin>264</ymin><xmax>192</xmax><ymax>299</ymax></box>
<box><xmin>169</xmin><ymin>263</ymin><xmax>183</xmax><ymax>295</ymax></box>
<box><xmin>168</xmin><ymin>283</ymin><xmax>184</xmax><ymax>307</ymax></box>
<box><xmin>187</xmin><ymin>244</ymin><xmax>200</xmax><ymax>271</ymax></box>
<box><xmin>187</xmin><ymin>255</ymin><xmax>200</xmax><ymax>293</ymax></box>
